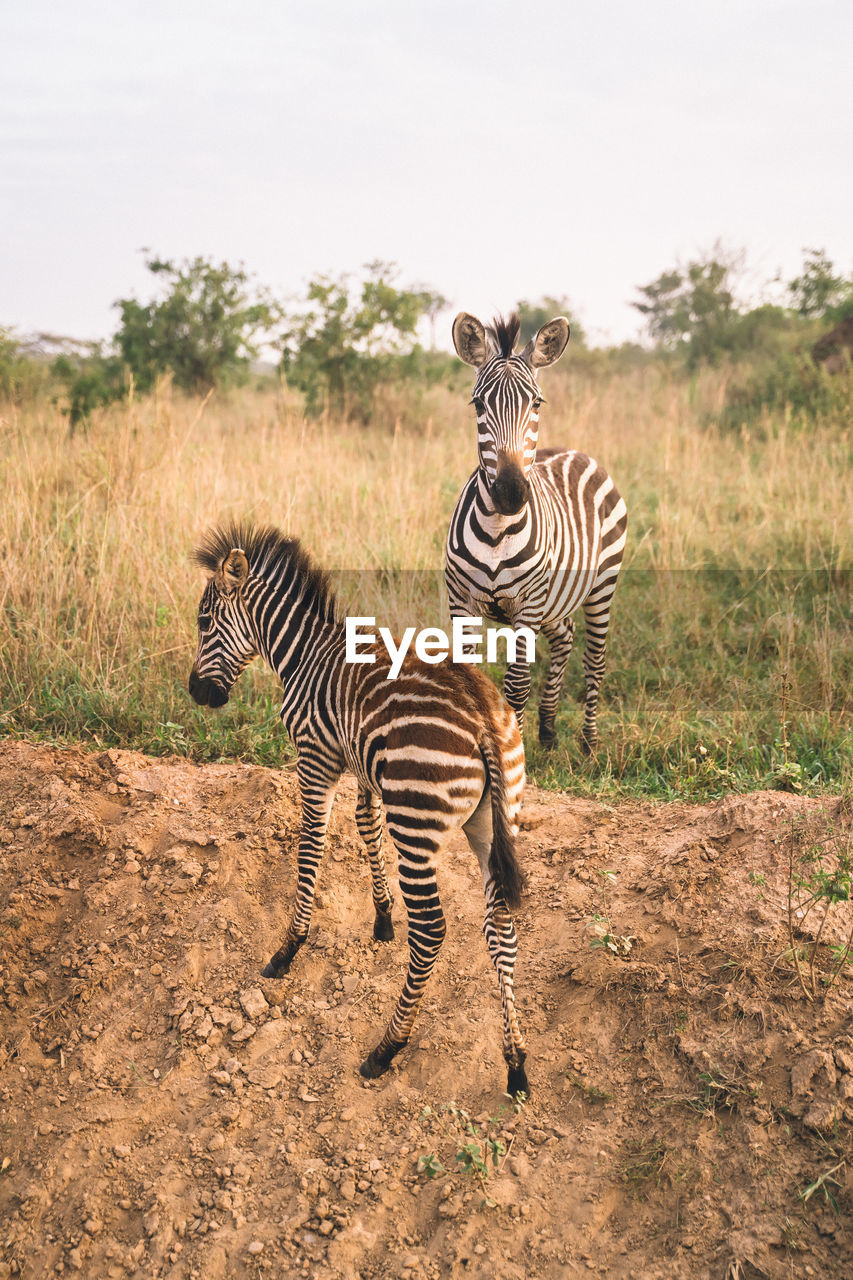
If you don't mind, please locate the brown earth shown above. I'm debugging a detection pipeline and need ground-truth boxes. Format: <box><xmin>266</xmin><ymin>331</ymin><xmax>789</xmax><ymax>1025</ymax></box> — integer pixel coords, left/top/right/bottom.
<box><xmin>1</xmin><ymin>740</ymin><xmax>851</xmax><ymax>1280</ymax></box>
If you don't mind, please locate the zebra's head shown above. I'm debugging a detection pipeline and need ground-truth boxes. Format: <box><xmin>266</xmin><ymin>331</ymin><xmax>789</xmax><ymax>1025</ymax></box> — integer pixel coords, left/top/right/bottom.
<box><xmin>453</xmin><ymin>311</ymin><xmax>570</xmax><ymax>515</ymax></box>
<box><xmin>189</xmin><ymin>546</ymin><xmax>259</xmax><ymax>709</ymax></box>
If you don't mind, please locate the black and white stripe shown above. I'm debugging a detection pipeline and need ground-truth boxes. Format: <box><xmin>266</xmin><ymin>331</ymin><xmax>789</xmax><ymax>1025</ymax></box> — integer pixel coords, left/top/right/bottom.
<box><xmin>189</xmin><ymin>524</ymin><xmax>529</xmax><ymax>1095</ymax></box>
<box><xmin>446</xmin><ymin>312</ymin><xmax>628</xmax><ymax>750</ymax></box>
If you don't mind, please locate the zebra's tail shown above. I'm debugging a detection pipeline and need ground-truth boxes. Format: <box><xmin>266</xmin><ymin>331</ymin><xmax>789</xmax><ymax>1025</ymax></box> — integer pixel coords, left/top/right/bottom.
<box><xmin>480</xmin><ymin>720</ymin><xmax>526</xmax><ymax>911</ymax></box>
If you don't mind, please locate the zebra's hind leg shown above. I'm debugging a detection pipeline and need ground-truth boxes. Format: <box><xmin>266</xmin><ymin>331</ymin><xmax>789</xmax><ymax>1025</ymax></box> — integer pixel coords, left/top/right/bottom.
<box><xmin>537</xmin><ymin>617</ymin><xmax>576</xmax><ymax>748</ymax></box>
<box><xmin>261</xmin><ymin>753</ymin><xmax>340</xmax><ymax>979</ymax></box>
<box><xmin>355</xmin><ymin>786</ymin><xmax>394</xmax><ymax>941</ymax></box>
<box><xmin>462</xmin><ymin>792</ymin><xmax>529</xmax><ymax>1097</ymax></box>
<box><xmin>359</xmin><ymin>820</ymin><xmax>446</xmax><ymax>1079</ymax></box>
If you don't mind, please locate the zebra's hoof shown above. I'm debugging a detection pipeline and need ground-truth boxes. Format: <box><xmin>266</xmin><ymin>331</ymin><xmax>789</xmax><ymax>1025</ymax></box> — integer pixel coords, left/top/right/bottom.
<box><xmin>373</xmin><ymin>912</ymin><xmax>394</xmax><ymax>942</ymax></box>
<box><xmin>261</xmin><ymin>958</ymin><xmax>288</xmax><ymax>979</ymax></box>
<box><xmin>538</xmin><ymin>722</ymin><xmax>557</xmax><ymax>749</ymax></box>
<box><xmin>579</xmin><ymin>731</ymin><xmax>598</xmax><ymax>756</ymax></box>
<box><xmin>506</xmin><ymin>1063</ymin><xmax>530</xmax><ymax>1099</ymax></box>
<box><xmin>359</xmin><ymin>1040</ymin><xmax>404</xmax><ymax>1079</ymax></box>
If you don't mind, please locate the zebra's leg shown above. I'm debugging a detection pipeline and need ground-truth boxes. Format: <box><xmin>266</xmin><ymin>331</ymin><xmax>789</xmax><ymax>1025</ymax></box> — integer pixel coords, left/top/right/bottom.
<box><xmin>580</xmin><ymin>584</ymin><xmax>617</xmax><ymax>753</ymax></box>
<box><xmin>504</xmin><ymin>658</ymin><xmax>533</xmax><ymax>733</ymax></box>
<box><xmin>355</xmin><ymin>785</ymin><xmax>394</xmax><ymax>941</ymax></box>
<box><xmin>261</xmin><ymin>752</ymin><xmax>341</xmax><ymax>978</ymax></box>
<box><xmin>359</xmin><ymin>822</ymin><xmax>446</xmax><ymax>1079</ymax></box>
<box><xmin>462</xmin><ymin>790</ymin><xmax>529</xmax><ymax>1097</ymax></box>
<box><xmin>537</xmin><ymin>617</ymin><xmax>576</xmax><ymax>748</ymax></box>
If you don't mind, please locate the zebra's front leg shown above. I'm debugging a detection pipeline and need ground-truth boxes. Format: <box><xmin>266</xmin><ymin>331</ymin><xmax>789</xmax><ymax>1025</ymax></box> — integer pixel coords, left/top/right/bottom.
<box><xmin>580</xmin><ymin>592</ymin><xmax>613</xmax><ymax>754</ymax></box>
<box><xmin>261</xmin><ymin>752</ymin><xmax>340</xmax><ymax>979</ymax></box>
<box><xmin>504</xmin><ymin>657</ymin><xmax>533</xmax><ymax>734</ymax></box>
<box><xmin>359</xmin><ymin>829</ymin><xmax>445</xmax><ymax>1078</ymax></box>
<box><xmin>538</xmin><ymin>618</ymin><xmax>575</xmax><ymax>748</ymax></box>
<box><xmin>355</xmin><ymin>786</ymin><xmax>394</xmax><ymax>942</ymax></box>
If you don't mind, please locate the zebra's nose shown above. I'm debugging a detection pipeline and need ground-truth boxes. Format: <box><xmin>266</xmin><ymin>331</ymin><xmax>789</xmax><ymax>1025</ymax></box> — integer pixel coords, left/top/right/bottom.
<box><xmin>189</xmin><ymin>668</ymin><xmax>229</xmax><ymax>708</ymax></box>
<box><xmin>491</xmin><ymin>464</ymin><xmax>530</xmax><ymax>515</ymax></box>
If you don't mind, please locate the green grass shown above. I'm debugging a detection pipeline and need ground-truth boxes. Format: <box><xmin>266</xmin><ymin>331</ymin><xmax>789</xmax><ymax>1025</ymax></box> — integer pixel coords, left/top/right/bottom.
<box><xmin>0</xmin><ymin>366</ymin><xmax>850</xmax><ymax>800</ymax></box>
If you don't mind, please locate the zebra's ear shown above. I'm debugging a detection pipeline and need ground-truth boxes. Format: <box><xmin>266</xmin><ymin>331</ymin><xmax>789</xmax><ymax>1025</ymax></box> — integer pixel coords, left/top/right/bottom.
<box><xmin>216</xmin><ymin>549</ymin><xmax>249</xmax><ymax>594</ymax></box>
<box><xmin>452</xmin><ymin>313</ymin><xmax>490</xmax><ymax>367</ymax></box>
<box><xmin>520</xmin><ymin>317</ymin><xmax>570</xmax><ymax>369</ymax></box>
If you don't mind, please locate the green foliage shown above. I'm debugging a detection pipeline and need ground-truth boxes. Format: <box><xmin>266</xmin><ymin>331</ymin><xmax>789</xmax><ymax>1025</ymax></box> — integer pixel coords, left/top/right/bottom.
<box><xmin>115</xmin><ymin>256</ymin><xmax>279</xmax><ymax>393</ymax></box>
<box><xmin>719</xmin><ymin>351</ymin><xmax>853</xmax><ymax>433</ymax></box>
<box><xmin>280</xmin><ymin>262</ymin><xmax>443</xmax><ymax>419</ymax></box>
<box><xmin>52</xmin><ymin>348</ymin><xmax>127</xmax><ymax>432</ymax></box>
<box><xmin>0</xmin><ymin>330</ymin><xmax>51</xmax><ymax>404</ymax></box>
<box><xmin>788</xmin><ymin>248</ymin><xmax>853</xmax><ymax>319</ymax></box>
<box><xmin>516</xmin><ymin>295</ymin><xmax>586</xmax><ymax>348</ymax></box>
<box><xmin>632</xmin><ymin>254</ymin><xmax>741</xmax><ymax>366</ymax></box>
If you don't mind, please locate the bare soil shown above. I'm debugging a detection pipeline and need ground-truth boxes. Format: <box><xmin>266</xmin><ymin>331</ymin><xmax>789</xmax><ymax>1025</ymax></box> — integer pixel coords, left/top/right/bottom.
<box><xmin>1</xmin><ymin>740</ymin><xmax>851</xmax><ymax>1279</ymax></box>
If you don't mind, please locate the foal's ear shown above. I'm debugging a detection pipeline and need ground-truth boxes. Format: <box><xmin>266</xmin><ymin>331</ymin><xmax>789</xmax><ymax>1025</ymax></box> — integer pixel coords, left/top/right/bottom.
<box><xmin>520</xmin><ymin>317</ymin><xmax>571</xmax><ymax>368</ymax></box>
<box><xmin>216</xmin><ymin>548</ymin><xmax>249</xmax><ymax>594</ymax></box>
<box><xmin>452</xmin><ymin>313</ymin><xmax>490</xmax><ymax>367</ymax></box>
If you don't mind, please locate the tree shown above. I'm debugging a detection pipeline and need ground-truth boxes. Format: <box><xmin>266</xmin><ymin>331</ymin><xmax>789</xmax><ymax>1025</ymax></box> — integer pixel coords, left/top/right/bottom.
<box><xmin>788</xmin><ymin>248</ymin><xmax>853</xmax><ymax>319</ymax></box>
<box><xmin>114</xmin><ymin>256</ymin><xmax>280</xmax><ymax>393</ymax></box>
<box><xmin>632</xmin><ymin>250</ymin><xmax>742</xmax><ymax>365</ymax></box>
<box><xmin>280</xmin><ymin>262</ymin><xmax>438</xmax><ymax>418</ymax></box>
<box><xmin>516</xmin><ymin>296</ymin><xmax>586</xmax><ymax>348</ymax></box>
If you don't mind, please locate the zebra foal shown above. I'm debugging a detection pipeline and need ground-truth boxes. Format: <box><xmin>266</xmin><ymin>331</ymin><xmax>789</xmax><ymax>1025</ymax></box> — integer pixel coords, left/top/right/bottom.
<box><xmin>188</xmin><ymin>523</ymin><xmax>530</xmax><ymax>1095</ymax></box>
<box><xmin>446</xmin><ymin>311</ymin><xmax>627</xmax><ymax>751</ymax></box>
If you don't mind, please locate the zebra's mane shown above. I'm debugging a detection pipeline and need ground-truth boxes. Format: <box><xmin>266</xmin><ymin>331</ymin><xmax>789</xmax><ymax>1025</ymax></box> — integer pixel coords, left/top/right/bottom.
<box><xmin>487</xmin><ymin>312</ymin><xmax>521</xmax><ymax>359</ymax></box>
<box><xmin>194</xmin><ymin>522</ymin><xmax>338</xmax><ymax>623</ymax></box>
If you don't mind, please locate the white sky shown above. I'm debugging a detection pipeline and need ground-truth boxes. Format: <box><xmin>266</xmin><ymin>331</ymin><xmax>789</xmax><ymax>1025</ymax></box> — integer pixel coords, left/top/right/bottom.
<box><xmin>3</xmin><ymin>0</ymin><xmax>851</xmax><ymax>347</ymax></box>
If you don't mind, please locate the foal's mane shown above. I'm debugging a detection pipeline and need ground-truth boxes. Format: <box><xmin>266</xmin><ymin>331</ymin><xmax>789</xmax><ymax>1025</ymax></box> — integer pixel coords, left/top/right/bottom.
<box><xmin>194</xmin><ymin>523</ymin><xmax>338</xmax><ymax>623</ymax></box>
<box><xmin>487</xmin><ymin>312</ymin><xmax>521</xmax><ymax>359</ymax></box>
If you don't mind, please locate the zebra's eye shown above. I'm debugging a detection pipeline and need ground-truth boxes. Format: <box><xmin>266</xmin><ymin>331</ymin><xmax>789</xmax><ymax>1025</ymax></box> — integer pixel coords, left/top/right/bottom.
<box><xmin>198</xmin><ymin>612</ymin><xmax>213</xmax><ymax>635</ymax></box>
<box><xmin>532</xmin><ymin>398</ymin><xmax>543</xmax><ymax>412</ymax></box>
<box><xmin>472</xmin><ymin>397</ymin><xmax>485</xmax><ymax>415</ymax></box>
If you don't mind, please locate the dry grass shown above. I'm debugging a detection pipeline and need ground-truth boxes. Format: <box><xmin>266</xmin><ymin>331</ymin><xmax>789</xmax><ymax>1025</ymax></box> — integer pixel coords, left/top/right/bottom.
<box><xmin>0</xmin><ymin>364</ymin><xmax>850</xmax><ymax>793</ymax></box>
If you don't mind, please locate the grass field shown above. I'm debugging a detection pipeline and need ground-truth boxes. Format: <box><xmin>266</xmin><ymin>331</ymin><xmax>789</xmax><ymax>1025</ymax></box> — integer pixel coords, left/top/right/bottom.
<box><xmin>0</xmin><ymin>364</ymin><xmax>850</xmax><ymax>799</ymax></box>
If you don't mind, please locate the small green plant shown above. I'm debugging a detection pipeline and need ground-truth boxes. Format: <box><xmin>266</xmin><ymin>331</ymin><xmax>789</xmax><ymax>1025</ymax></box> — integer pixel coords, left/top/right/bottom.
<box><xmin>618</xmin><ymin>1136</ymin><xmax>668</xmax><ymax>1186</ymax></box>
<box><xmin>786</xmin><ymin>808</ymin><xmax>853</xmax><ymax>1000</ymax></box>
<box><xmin>417</xmin><ymin>1096</ymin><xmax>524</xmax><ymax>1208</ymax></box>
<box><xmin>798</xmin><ymin>1158</ymin><xmax>845</xmax><ymax>1213</ymax></box>
<box><xmin>695</xmin><ymin>1067</ymin><xmax>758</xmax><ymax>1114</ymax></box>
<box><xmin>585</xmin><ymin>869</ymin><xmax>636</xmax><ymax>957</ymax></box>
<box><xmin>565</xmin><ymin>1071</ymin><xmax>611</xmax><ymax>1102</ymax></box>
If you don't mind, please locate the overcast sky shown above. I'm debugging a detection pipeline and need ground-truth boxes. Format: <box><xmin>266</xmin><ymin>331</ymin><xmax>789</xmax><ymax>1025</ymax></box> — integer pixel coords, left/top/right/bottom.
<box><xmin>3</xmin><ymin>0</ymin><xmax>851</xmax><ymax>347</ymax></box>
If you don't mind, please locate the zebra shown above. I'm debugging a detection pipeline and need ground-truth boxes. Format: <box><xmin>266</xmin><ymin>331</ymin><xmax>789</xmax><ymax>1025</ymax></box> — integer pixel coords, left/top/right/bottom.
<box><xmin>188</xmin><ymin>522</ymin><xmax>530</xmax><ymax>1096</ymax></box>
<box><xmin>446</xmin><ymin>311</ymin><xmax>627</xmax><ymax>751</ymax></box>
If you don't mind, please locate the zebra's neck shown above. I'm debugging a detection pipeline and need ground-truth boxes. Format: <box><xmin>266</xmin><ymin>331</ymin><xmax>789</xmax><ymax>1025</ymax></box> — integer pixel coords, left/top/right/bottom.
<box><xmin>247</xmin><ymin>574</ymin><xmax>342</xmax><ymax>687</ymax></box>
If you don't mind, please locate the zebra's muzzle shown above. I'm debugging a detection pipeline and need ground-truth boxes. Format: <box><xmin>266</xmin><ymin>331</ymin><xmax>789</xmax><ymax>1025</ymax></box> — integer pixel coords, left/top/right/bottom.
<box><xmin>491</xmin><ymin>463</ymin><xmax>530</xmax><ymax>516</ymax></box>
<box><xmin>188</xmin><ymin>668</ymin><xmax>230</xmax><ymax>708</ymax></box>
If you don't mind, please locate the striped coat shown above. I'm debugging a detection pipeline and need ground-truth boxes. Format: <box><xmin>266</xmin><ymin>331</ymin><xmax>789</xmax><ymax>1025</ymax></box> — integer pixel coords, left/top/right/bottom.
<box><xmin>446</xmin><ymin>312</ymin><xmax>627</xmax><ymax>750</ymax></box>
<box><xmin>189</xmin><ymin>524</ymin><xmax>529</xmax><ymax>1095</ymax></box>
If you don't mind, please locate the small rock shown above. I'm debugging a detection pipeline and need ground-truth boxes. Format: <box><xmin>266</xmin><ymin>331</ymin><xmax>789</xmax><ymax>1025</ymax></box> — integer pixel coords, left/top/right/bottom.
<box><xmin>84</xmin><ymin>1217</ymin><xmax>103</xmax><ymax>1235</ymax></box>
<box><xmin>340</xmin><ymin>1178</ymin><xmax>356</xmax><ymax>1202</ymax></box>
<box><xmin>247</xmin><ymin>1241</ymin><xmax>264</xmax><ymax>1256</ymax></box>
<box><xmin>510</xmin><ymin>1152</ymin><xmax>531</xmax><ymax>1178</ymax></box>
<box><xmin>231</xmin><ymin>1025</ymin><xmax>255</xmax><ymax>1043</ymax></box>
<box><xmin>208</xmin><ymin>1133</ymin><xmax>226</xmax><ymax>1151</ymax></box>
<box><xmin>239</xmin><ymin>987</ymin><xmax>269</xmax><ymax>1020</ymax></box>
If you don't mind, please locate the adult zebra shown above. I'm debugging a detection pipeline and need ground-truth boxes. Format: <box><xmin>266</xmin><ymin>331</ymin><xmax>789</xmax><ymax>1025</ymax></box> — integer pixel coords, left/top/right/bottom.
<box><xmin>446</xmin><ymin>312</ymin><xmax>627</xmax><ymax>751</ymax></box>
<box><xmin>188</xmin><ymin>523</ymin><xmax>530</xmax><ymax>1095</ymax></box>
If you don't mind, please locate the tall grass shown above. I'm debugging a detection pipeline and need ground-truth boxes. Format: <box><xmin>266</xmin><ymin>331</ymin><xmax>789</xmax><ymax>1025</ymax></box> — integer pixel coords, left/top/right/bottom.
<box><xmin>0</xmin><ymin>364</ymin><xmax>850</xmax><ymax>798</ymax></box>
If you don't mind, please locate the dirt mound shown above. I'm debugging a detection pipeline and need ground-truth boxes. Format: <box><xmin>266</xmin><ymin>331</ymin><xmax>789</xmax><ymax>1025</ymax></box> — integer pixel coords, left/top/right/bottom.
<box><xmin>1</xmin><ymin>741</ymin><xmax>851</xmax><ymax>1278</ymax></box>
